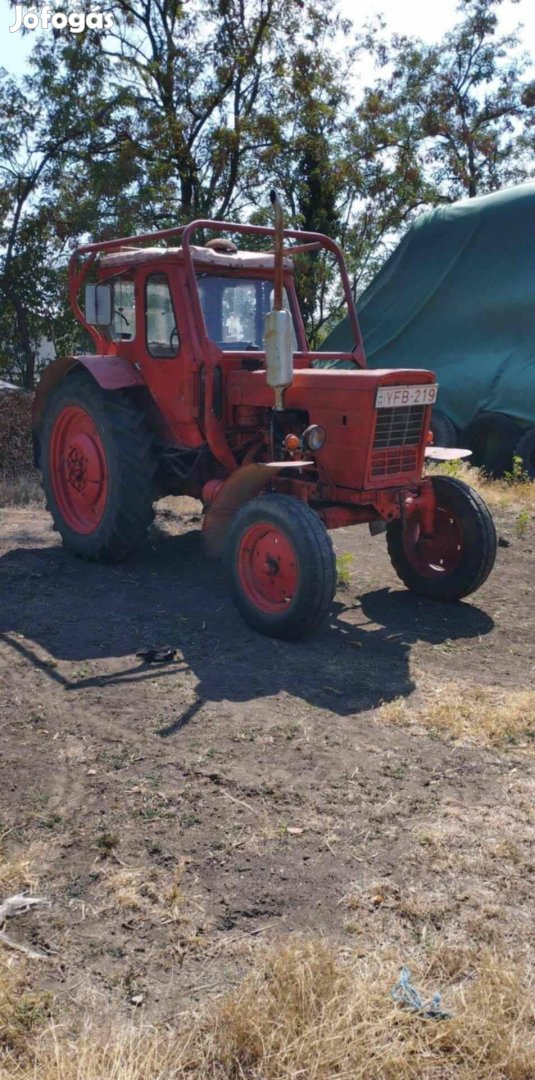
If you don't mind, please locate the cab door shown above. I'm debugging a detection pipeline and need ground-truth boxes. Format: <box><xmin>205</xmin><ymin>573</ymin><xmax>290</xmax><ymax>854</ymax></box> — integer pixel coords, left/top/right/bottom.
<box><xmin>136</xmin><ymin>266</ymin><xmax>203</xmax><ymax>448</ymax></box>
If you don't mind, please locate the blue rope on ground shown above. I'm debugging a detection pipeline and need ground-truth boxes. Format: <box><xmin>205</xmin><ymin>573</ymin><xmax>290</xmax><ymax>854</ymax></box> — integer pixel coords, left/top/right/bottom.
<box><xmin>391</xmin><ymin>966</ymin><xmax>453</xmax><ymax>1020</ymax></box>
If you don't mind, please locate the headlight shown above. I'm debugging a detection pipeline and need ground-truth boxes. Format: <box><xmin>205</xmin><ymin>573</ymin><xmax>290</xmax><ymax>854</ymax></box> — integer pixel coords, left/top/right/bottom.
<box><xmin>302</xmin><ymin>424</ymin><xmax>326</xmax><ymax>452</ymax></box>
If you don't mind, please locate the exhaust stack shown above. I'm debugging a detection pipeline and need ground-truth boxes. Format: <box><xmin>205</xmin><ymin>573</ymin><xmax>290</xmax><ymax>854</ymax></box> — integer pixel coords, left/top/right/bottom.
<box><xmin>265</xmin><ymin>190</ymin><xmax>293</xmax><ymax>411</ymax></box>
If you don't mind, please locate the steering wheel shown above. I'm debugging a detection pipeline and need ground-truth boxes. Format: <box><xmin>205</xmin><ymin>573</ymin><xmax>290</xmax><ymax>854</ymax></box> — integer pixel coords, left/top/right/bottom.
<box><xmin>213</xmin><ymin>340</ymin><xmax>261</xmax><ymax>351</ymax></box>
<box><xmin>170</xmin><ymin>326</ymin><xmax>179</xmax><ymax>351</ymax></box>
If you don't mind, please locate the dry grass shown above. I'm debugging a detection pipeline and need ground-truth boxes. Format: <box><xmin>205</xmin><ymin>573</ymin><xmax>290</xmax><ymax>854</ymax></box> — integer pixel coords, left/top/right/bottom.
<box><xmin>1</xmin><ymin>939</ymin><xmax>534</xmax><ymax>1079</ymax></box>
<box><xmin>426</xmin><ymin>459</ymin><xmax>535</xmax><ymax>510</ymax></box>
<box><xmin>0</xmin><ymin>849</ymin><xmax>50</xmax><ymax>1061</ymax></box>
<box><xmin>102</xmin><ymin>865</ymin><xmax>170</xmax><ymax>915</ymax></box>
<box><xmin>0</xmin><ymin>849</ymin><xmax>39</xmax><ymax>896</ymax></box>
<box><xmin>98</xmin><ymin>861</ymin><xmax>207</xmax><ymax>962</ymax></box>
<box><xmin>0</xmin><ymin>962</ymin><xmax>51</xmax><ymax>1061</ymax></box>
<box><xmin>379</xmin><ymin>684</ymin><xmax>535</xmax><ymax>753</ymax></box>
<box><xmin>100</xmin><ymin>862</ymin><xmax>194</xmax><ymax>924</ymax></box>
<box><xmin>0</xmin><ymin>471</ymin><xmax>43</xmax><ymax>507</ymax></box>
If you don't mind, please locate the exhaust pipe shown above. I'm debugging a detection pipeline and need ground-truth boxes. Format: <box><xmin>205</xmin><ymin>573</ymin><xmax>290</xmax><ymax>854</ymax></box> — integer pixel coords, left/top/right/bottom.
<box><xmin>265</xmin><ymin>190</ymin><xmax>294</xmax><ymax>411</ymax></box>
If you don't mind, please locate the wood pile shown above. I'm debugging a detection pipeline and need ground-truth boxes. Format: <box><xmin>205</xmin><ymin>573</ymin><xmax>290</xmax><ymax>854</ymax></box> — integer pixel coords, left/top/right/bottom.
<box><xmin>0</xmin><ymin>383</ymin><xmax>34</xmax><ymax>477</ymax></box>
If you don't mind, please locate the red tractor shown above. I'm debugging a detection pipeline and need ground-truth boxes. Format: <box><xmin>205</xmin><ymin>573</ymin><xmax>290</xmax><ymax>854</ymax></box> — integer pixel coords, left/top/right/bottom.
<box><xmin>33</xmin><ymin>194</ymin><xmax>497</xmax><ymax>638</ymax></box>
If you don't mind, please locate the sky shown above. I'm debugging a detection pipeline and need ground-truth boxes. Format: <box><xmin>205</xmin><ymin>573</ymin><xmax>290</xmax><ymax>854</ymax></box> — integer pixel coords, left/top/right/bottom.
<box><xmin>0</xmin><ymin>0</ymin><xmax>533</xmax><ymax>76</ymax></box>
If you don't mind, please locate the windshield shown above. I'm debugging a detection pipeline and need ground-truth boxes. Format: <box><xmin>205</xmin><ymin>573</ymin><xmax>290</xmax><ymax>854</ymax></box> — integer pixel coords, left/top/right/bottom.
<box><xmin>196</xmin><ymin>275</ymin><xmax>298</xmax><ymax>351</ymax></box>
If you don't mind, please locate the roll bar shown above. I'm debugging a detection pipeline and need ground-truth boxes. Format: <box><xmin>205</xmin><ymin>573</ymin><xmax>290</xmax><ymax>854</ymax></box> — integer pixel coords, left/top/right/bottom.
<box><xmin>68</xmin><ymin>218</ymin><xmax>365</xmax><ymax>362</ymax></box>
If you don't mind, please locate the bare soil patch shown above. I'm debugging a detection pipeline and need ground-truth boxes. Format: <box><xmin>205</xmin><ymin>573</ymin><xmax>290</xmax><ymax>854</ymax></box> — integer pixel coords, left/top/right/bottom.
<box><xmin>0</xmin><ymin>494</ymin><xmax>534</xmax><ymax>1055</ymax></box>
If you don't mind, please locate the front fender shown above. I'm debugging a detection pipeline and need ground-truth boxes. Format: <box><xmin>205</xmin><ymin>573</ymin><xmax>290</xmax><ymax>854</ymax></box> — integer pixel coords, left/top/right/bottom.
<box><xmin>32</xmin><ymin>354</ymin><xmax>144</xmax><ymax>462</ymax></box>
<box><xmin>202</xmin><ymin>461</ymin><xmax>313</xmax><ymax>558</ymax></box>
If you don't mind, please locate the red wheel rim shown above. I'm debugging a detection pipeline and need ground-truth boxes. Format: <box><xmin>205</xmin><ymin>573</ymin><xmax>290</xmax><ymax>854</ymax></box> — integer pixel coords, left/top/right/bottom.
<box><xmin>403</xmin><ymin>507</ymin><xmax>464</xmax><ymax>578</ymax></box>
<box><xmin>237</xmin><ymin>522</ymin><xmax>299</xmax><ymax>614</ymax></box>
<box><xmin>49</xmin><ymin>405</ymin><xmax>108</xmax><ymax>533</ymax></box>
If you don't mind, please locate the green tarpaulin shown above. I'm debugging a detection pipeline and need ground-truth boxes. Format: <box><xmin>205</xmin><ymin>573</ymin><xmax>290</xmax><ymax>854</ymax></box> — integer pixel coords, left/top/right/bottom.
<box><xmin>322</xmin><ymin>183</ymin><xmax>535</xmax><ymax>431</ymax></box>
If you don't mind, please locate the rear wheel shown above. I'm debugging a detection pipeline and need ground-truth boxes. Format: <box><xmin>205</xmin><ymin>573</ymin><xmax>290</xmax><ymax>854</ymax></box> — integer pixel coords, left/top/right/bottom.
<box><xmin>386</xmin><ymin>476</ymin><xmax>496</xmax><ymax>601</ymax></box>
<box><xmin>227</xmin><ymin>494</ymin><xmax>336</xmax><ymax>638</ymax></box>
<box><xmin>41</xmin><ymin>370</ymin><xmax>156</xmax><ymax>561</ymax></box>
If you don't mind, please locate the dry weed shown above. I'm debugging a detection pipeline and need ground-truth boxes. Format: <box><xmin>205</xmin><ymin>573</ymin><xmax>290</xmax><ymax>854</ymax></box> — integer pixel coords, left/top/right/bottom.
<box><xmin>0</xmin><ymin>962</ymin><xmax>51</xmax><ymax>1062</ymax></box>
<box><xmin>426</xmin><ymin>459</ymin><xmax>535</xmax><ymax>510</ymax></box>
<box><xmin>1</xmin><ymin>939</ymin><xmax>534</xmax><ymax>1079</ymax></box>
<box><xmin>0</xmin><ymin>850</ymin><xmax>39</xmax><ymax>896</ymax></box>
<box><xmin>379</xmin><ymin>684</ymin><xmax>535</xmax><ymax>752</ymax></box>
<box><xmin>0</xmin><ymin>471</ymin><xmax>43</xmax><ymax>507</ymax></box>
<box><xmin>98</xmin><ymin>861</ymin><xmax>206</xmax><ymax>955</ymax></box>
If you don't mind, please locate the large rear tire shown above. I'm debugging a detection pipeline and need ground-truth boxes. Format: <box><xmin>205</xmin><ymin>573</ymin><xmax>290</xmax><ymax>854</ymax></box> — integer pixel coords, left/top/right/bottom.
<box><xmin>463</xmin><ymin>411</ymin><xmax>521</xmax><ymax>477</ymax></box>
<box><xmin>41</xmin><ymin>370</ymin><xmax>156</xmax><ymax>562</ymax></box>
<box><xmin>386</xmin><ymin>476</ymin><xmax>496</xmax><ymax>601</ymax></box>
<box><xmin>227</xmin><ymin>494</ymin><xmax>336</xmax><ymax>639</ymax></box>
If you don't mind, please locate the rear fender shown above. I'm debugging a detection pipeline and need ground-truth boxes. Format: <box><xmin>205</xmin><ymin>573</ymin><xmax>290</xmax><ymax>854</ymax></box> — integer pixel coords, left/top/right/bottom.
<box><xmin>32</xmin><ymin>354</ymin><xmax>144</xmax><ymax>463</ymax></box>
<box><xmin>202</xmin><ymin>461</ymin><xmax>313</xmax><ymax>558</ymax></box>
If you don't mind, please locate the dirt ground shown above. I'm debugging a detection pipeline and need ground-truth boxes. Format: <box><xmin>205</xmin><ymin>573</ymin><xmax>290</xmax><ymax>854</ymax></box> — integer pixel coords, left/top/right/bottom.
<box><xmin>0</xmin><ymin>496</ymin><xmax>534</xmax><ymax>1023</ymax></box>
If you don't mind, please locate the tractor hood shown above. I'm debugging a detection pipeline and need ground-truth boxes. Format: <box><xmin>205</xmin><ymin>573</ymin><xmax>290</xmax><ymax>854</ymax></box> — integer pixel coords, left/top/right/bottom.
<box><xmin>227</xmin><ymin>366</ymin><xmax>437</xmax><ymax>491</ymax></box>
<box><xmin>227</xmin><ymin>365</ymin><xmax>436</xmax><ymax>409</ymax></box>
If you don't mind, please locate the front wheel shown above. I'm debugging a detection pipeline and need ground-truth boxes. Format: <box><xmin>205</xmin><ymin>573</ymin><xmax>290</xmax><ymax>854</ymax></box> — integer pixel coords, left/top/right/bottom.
<box><xmin>386</xmin><ymin>476</ymin><xmax>496</xmax><ymax>601</ymax></box>
<box><xmin>227</xmin><ymin>494</ymin><xmax>336</xmax><ymax>639</ymax></box>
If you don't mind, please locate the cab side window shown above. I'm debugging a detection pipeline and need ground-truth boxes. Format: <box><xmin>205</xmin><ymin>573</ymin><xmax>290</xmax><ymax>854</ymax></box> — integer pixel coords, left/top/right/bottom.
<box><xmin>145</xmin><ymin>273</ymin><xmax>179</xmax><ymax>358</ymax></box>
<box><xmin>110</xmin><ymin>277</ymin><xmax>136</xmax><ymax>342</ymax></box>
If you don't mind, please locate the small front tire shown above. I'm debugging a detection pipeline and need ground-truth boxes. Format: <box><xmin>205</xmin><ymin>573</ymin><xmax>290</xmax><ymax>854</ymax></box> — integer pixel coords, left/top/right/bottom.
<box><xmin>386</xmin><ymin>476</ymin><xmax>496</xmax><ymax>601</ymax></box>
<box><xmin>227</xmin><ymin>494</ymin><xmax>336</xmax><ymax>639</ymax></box>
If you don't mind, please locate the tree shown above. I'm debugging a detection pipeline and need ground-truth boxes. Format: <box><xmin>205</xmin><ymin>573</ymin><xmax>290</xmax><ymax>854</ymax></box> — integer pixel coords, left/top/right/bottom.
<box><xmin>364</xmin><ymin>0</ymin><xmax>535</xmax><ymax>201</ymax></box>
<box><xmin>0</xmin><ymin>30</ymin><xmax>131</xmax><ymax>386</ymax></box>
<box><xmin>14</xmin><ymin>0</ymin><xmax>362</xmax><ymax>346</ymax></box>
<box><xmin>89</xmin><ymin>0</ymin><xmax>349</xmax><ymax>224</ymax></box>
<box><xmin>3</xmin><ymin>0</ymin><xmax>535</xmax><ymax>382</ymax></box>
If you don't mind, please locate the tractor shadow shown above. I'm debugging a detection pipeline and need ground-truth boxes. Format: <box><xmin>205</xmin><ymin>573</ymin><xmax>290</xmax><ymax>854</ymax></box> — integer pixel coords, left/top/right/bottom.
<box><xmin>0</xmin><ymin>521</ymin><xmax>495</xmax><ymax>721</ymax></box>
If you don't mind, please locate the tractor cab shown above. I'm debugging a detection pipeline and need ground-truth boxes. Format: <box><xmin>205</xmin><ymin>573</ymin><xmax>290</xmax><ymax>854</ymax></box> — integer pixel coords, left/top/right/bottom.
<box><xmin>95</xmin><ymin>241</ymin><xmax>306</xmax><ymax>361</ymax></box>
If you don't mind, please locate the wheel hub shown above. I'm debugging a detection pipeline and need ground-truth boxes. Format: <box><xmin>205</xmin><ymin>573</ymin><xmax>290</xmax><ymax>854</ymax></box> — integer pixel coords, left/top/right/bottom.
<box><xmin>66</xmin><ymin>445</ymin><xmax>88</xmax><ymax>491</ymax></box>
<box><xmin>49</xmin><ymin>406</ymin><xmax>108</xmax><ymax>533</ymax></box>
<box><xmin>403</xmin><ymin>507</ymin><xmax>464</xmax><ymax>578</ymax></box>
<box><xmin>237</xmin><ymin>523</ymin><xmax>299</xmax><ymax>613</ymax></box>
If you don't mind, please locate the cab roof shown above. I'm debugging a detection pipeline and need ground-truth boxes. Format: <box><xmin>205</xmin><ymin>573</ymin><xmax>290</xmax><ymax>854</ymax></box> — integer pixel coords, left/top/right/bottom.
<box><xmin>100</xmin><ymin>245</ymin><xmax>293</xmax><ymax>271</ymax></box>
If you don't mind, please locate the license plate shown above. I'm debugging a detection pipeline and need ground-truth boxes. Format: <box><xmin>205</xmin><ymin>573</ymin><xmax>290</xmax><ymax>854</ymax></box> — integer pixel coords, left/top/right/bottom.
<box><xmin>375</xmin><ymin>384</ymin><xmax>438</xmax><ymax>409</ymax></box>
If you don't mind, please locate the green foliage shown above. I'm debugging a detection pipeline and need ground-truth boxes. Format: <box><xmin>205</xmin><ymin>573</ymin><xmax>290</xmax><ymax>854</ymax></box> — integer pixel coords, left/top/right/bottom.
<box><xmin>515</xmin><ymin>509</ymin><xmax>529</xmax><ymax>539</ymax></box>
<box><xmin>432</xmin><ymin>459</ymin><xmax>465</xmax><ymax>478</ymax></box>
<box><xmin>363</xmin><ymin>0</ymin><xmax>535</xmax><ymax>202</ymax></box>
<box><xmin>1</xmin><ymin>0</ymin><xmax>534</xmax><ymax>385</ymax></box>
<box><xmin>96</xmin><ymin>831</ymin><xmax>120</xmax><ymax>855</ymax></box>
<box><xmin>336</xmin><ymin>552</ymin><xmax>353</xmax><ymax>589</ymax></box>
<box><xmin>504</xmin><ymin>456</ymin><xmax>532</xmax><ymax>486</ymax></box>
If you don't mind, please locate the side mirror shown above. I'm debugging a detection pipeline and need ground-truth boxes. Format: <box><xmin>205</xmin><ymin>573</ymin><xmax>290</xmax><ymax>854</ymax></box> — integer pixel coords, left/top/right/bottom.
<box><xmin>85</xmin><ymin>284</ymin><xmax>112</xmax><ymax>327</ymax></box>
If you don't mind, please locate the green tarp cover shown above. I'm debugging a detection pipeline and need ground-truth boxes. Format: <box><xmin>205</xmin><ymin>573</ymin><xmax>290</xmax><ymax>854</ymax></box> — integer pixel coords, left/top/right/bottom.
<box><xmin>322</xmin><ymin>183</ymin><xmax>535</xmax><ymax>430</ymax></box>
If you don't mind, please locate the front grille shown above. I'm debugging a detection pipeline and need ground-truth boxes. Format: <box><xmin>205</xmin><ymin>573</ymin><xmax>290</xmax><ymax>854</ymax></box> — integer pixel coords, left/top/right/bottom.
<box><xmin>371</xmin><ymin>447</ymin><xmax>418</xmax><ymax>477</ymax></box>
<box><xmin>373</xmin><ymin>405</ymin><xmax>426</xmax><ymax>449</ymax></box>
<box><xmin>370</xmin><ymin>403</ymin><xmax>425</xmax><ymax>481</ymax></box>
